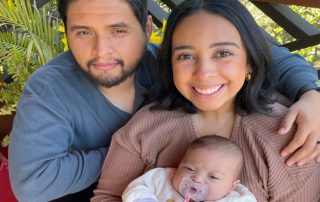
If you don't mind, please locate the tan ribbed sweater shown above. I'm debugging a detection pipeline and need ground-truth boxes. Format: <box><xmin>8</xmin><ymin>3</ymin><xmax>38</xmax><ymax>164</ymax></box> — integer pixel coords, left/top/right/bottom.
<box><xmin>92</xmin><ymin>103</ymin><xmax>320</xmax><ymax>202</ymax></box>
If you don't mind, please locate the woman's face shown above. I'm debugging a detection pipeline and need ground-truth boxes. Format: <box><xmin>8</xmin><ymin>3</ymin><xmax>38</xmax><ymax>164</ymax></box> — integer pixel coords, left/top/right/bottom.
<box><xmin>171</xmin><ymin>11</ymin><xmax>249</xmax><ymax>113</ymax></box>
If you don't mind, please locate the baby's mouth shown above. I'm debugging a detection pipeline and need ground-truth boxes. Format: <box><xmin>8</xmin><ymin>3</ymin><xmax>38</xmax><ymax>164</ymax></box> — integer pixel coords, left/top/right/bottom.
<box><xmin>188</xmin><ymin>187</ymin><xmax>198</xmax><ymax>194</ymax></box>
<box><xmin>179</xmin><ymin>177</ymin><xmax>209</xmax><ymax>202</ymax></box>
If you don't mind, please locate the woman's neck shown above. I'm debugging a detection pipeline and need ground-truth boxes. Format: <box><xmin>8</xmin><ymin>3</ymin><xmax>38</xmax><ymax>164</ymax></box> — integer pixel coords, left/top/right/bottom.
<box><xmin>193</xmin><ymin>106</ymin><xmax>236</xmax><ymax>138</ymax></box>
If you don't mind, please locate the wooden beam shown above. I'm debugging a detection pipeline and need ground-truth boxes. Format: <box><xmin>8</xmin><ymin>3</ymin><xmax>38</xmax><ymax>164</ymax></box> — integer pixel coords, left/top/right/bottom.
<box><xmin>282</xmin><ymin>33</ymin><xmax>320</xmax><ymax>51</ymax></box>
<box><xmin>161</xmin><ymin>0</ymin><xmax>184</xmax><ymax>9</ymax></box>
<box><xmin>251</xmin><ymin>0</ymin><xmax>320</xmax><ymax>8</ymax></box>
<box><xmin>147</xmin><ymin>0</ymin><xmax>169</xmax><ymax>27</ymax></box>
<box><xmin>251</xmin><ymin>2</ymin><xmax>320</xmax><ymax>39</ymax></box>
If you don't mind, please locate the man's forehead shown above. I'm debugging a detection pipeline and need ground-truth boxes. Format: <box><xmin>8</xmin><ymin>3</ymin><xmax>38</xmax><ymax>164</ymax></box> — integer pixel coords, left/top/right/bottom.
<box><xmin>67</xmin><ymin>0</ymin><xmax>133</xmax><ymax>17</ymax></box>
<box><xmin>66</xmin><ymin>0</ymin><xmax>138</xmax><ymax>25</ymax></box>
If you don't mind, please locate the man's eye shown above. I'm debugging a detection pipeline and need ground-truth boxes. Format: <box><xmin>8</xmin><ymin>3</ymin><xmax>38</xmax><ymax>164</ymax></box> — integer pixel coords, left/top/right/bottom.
<box><xmin>112</xmin><ymin>29</ymin><xmax>127</xmax><ymax>35</ymax></box>
<box><xmin>216</xmin><ymin>50</ymin><xmax>232</xmax><ymax>57</ymax></box>
<box><xmin>177</xmin><ymin>54</ymin><xmax>194</xmax><ymax>60</ymax></box>
<box><xmin>77</xmin><ymin>31</ymin><xmax>91</xmax><ymax>36</ymax></box>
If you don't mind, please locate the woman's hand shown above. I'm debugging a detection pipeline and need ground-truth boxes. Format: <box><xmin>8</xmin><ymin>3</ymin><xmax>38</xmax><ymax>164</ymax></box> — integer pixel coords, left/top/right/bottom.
<box><xmin>278</xmin><ymin>90</ymin><xmax>320</xmax><ymax>166</ymax></box>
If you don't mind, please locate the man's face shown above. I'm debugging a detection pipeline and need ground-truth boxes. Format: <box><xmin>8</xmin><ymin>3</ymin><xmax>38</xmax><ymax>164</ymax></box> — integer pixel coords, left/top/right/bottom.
<box><xmin>66</xmin><ymin>0</ymin><xmax>150</xmax><ymax>88</ymax></box>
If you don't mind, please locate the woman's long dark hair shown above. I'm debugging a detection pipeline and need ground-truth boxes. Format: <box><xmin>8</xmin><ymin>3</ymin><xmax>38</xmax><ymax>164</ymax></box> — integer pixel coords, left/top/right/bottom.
<box><xmin>148</xmin><ymin>0</ymin><xmax>278</xmax><ymax>115</ymax></box>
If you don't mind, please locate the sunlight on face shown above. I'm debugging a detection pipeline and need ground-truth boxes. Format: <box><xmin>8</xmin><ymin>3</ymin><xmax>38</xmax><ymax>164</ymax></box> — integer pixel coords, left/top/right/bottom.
<box><xmin>171</xmin><ymin>11</ymin><xmax>250</xmax><ymax>114</ymax></box>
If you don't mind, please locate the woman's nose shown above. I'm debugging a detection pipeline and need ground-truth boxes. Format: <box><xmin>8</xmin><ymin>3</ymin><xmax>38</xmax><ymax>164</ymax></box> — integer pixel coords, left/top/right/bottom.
<box><xmin>193</xmin><ymin>58</ymin><xmax>217</xmax><ymax>79</ymax></box>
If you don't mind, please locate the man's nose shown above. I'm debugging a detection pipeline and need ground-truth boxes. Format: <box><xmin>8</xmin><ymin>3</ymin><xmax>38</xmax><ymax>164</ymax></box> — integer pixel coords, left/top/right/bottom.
<box><xmin>93</xmin><ymin>35</ymin><xmax>113</xmax><ymax>58</ymax></box>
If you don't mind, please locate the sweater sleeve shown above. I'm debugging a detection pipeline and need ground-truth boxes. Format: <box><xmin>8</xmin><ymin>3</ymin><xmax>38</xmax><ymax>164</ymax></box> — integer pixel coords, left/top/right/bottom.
<box><xmin>235</xmin><ymin>104</ymin><xmax>320</xmax><ymax>202</ymax></box>
<box><xmin>9</xmin><ymin>86</ymin><xmax>107</xmax><ymax>202</ymax></box>
<box><xmin>270</xmin><ymin>46</ymin><xmax>318</xmax><ymax>101</ymax></box>
<box><xmin>91</xmin><ymin>122</ymin><xmax>146</xmax><ymax>202</ymax></box>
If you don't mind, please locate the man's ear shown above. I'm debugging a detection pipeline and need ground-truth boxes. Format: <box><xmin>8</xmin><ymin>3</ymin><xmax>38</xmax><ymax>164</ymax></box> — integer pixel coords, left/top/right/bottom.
<box><xmin>146</xmin><ymin>15</ymin><xmax>153</xmax><ymax>40</ymax></box>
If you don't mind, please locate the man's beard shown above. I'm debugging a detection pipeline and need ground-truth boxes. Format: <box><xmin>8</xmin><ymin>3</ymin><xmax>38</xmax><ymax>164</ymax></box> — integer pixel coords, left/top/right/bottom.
<box><xmin>78</xmin><ymin>42</ymin><xmax>146</xmax><ymax>88</ymax></box>
<box><xmin>87</xmin><ymin>58</ymin><xmax>138</xmax><ymax>88</ymax></box>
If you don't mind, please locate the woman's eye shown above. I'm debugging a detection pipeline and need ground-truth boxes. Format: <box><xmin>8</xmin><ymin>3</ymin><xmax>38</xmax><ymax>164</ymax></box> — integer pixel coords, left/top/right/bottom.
<box><xmin>216</xmin><ymin>50</ymin><xmax>232</xmax><ymax>57</ymax></box>
<box><xmin>177</xmin><ymin>54</ymin><xmax>194</xmax><ymax>60</ymax></box>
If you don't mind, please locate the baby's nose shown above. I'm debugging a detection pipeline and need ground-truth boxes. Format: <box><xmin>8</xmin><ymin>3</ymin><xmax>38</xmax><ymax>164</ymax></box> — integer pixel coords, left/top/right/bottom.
<box><xmin>191</xmin><ymin>175</ymin><xmax>206</xmax><ymax>183</ymax></box>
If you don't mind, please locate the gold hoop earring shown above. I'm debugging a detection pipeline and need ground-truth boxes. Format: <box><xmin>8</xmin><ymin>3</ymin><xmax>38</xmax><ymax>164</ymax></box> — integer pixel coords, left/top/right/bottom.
<box><xmin>245</xmin><ymin>73</ymin><xmax>251</xmax><ymax>81</ymax></box>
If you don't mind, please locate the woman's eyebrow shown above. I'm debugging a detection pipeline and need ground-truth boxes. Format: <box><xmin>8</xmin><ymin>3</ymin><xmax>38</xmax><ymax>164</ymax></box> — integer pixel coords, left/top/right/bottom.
<box><xmin>209</xmin><ymin>41</ymin><xmax>240</xmax><ymax>49</ymax></box>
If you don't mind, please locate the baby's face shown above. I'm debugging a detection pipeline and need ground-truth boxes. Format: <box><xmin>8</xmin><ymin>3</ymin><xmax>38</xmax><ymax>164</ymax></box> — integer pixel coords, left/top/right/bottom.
<box><xmin>172</xmin><ymin>147</ymin><xmax>239</xmax><ymax>201</ymax></box>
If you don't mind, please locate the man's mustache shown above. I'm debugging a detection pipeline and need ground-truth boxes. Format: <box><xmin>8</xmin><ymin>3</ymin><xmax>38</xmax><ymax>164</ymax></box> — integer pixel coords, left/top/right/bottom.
<box><xmin>87</xmin><ymin>58</ymin><xmax>124</xmax><ymax>68</ymax></box>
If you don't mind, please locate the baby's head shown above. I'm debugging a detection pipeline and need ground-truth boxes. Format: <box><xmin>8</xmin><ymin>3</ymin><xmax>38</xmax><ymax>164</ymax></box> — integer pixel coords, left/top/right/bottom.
<box><xmin>172</xmin><ymin>135</ymin><xmax>243</xmax><ymax>201</ymax></box>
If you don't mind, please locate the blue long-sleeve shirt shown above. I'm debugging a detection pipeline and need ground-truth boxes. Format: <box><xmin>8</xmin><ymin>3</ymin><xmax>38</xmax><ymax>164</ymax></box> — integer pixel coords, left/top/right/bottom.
<box><xmin>270</xmin><ymin>46</ymin><xmax>318</xmax><ymax>100</ymax></box>
<box><xmin>8</xmin><ymin>44</ymin><xmax>318</xmax><ymax>202</ymax></box>
<box><xmin>9</xmin><ymin>44</ymin><xmax>159</xmax><ymax>202</ymax></box>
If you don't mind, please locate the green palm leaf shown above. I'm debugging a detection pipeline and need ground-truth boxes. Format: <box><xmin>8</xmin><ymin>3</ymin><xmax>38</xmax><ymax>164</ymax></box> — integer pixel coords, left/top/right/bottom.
<box><xmin>0</xmin><ymin>0</ymin><xmax>63</xmax><ymax>65</ymax></box>
<box><xmin>0</xmin><ymin>0</ymin><xmax>64</xmax><ymax>117</ymax></box>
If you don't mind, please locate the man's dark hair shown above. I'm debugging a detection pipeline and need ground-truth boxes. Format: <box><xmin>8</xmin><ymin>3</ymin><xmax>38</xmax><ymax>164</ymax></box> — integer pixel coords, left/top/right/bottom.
<box><xmin>57</xmin><ymin>0</ymin><xmax>148</xmax><ymax>31</ymax></box>
<box><xmin>150</xmin><ymin>0</ymin><xmax>278</xmax><ymax>115</ymax></box>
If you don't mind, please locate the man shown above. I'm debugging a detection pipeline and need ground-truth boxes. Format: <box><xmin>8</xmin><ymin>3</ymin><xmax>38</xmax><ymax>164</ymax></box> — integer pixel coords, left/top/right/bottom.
<box><xmin>8</xmin><ymin>0</ymin><xmax>320</xmax><ymax>201</ymax></box>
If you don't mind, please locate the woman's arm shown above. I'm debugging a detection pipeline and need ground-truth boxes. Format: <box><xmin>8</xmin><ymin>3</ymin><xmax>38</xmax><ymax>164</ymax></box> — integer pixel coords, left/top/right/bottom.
<box><xmin>238</xmin><ymin>106</ymin><xmax>320</xmax><ymax>202</ymax></box>
<box><xmin>91</xmin><ymin>134</ymin><xmax>146</xmax><ymax>202</ymax></box>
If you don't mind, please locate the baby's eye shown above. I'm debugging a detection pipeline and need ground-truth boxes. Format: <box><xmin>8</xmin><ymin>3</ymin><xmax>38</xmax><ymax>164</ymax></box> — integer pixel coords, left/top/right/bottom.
<box><xmin>184</xmin><ymin>166</ymin><xmax>195</xmax><ymax>172</ymax></box>
<box><xmin>177</xmin><ymin>54</ymin><xmax>195</xmax><ymax>60</ymax></box>
<box><xmin>216</xmin><ymin>50</ymin><xmax>232</xmax><ymax>58</ymax></box>
<box><xmin>210</xmin><ymin>175</ymin><xmax>219</xmax><ymax>180</ymax></box>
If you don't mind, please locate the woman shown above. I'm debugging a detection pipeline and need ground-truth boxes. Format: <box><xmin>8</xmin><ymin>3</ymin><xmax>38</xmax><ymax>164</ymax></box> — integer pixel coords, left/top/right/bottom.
<box><xmin>92</xmin><ymin>0</ymin><xmax>320</xmax><ymax>201</ymax></box>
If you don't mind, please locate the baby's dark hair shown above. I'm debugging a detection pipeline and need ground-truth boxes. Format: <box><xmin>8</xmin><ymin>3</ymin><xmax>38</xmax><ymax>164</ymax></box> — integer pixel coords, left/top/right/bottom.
<box><xmin>187</xmin><ymin>135</ymin><xmax>244</xmax><ymax>179</ymax></box>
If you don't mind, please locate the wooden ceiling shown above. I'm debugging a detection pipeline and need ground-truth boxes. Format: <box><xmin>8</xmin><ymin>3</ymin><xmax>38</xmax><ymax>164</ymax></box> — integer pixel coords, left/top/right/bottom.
<box><xmin>252</xmin><ymin>0</ymin><xmax>320</xmax><ymax>8</ymax></box>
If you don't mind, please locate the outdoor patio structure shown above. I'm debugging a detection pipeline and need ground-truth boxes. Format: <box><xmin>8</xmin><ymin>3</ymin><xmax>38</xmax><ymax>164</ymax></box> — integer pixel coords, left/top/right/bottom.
<box><xmin>148</xmin><ymin>0</ymin><xmax>320</xmax><ymax>52</ymax></box>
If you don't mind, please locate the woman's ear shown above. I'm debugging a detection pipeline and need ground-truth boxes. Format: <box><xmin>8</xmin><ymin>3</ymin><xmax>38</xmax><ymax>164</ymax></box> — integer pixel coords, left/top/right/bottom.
<box><xmin>245</xmin><ymin>64</ymin><xmax>252</xmax><ymax>81</ymax></box>
<box><xmin>246</xmin><ymin>63</ymin><xmax>252</xmax><ymax>73</ymax></box>
<box><xmin>146</xmin><ymin>15</ymin><xmax>153</xmax><ymax>40</ymax></box>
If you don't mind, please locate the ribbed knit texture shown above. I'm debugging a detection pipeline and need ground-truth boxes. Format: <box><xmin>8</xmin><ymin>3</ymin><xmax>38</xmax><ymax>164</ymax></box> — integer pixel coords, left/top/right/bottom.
<box><xmin>92</xmin><ymin>103</ymin><xmax>320</xmax><ymax>202</ymax></box>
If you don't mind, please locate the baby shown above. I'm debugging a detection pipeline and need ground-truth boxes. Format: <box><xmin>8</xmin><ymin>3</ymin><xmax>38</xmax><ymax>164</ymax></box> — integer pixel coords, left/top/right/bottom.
<box><xmin>122</xmin><ymin>135</ymin><xmax>256</xmax><ymax>202</ymax></box>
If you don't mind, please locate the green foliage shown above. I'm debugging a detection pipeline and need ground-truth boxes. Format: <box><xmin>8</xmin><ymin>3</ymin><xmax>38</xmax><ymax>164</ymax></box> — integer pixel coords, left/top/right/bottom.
<box><xmin>0</xmin><ymin>0</ymin><xmax>64</xmax><ymax>115</ymax></box>
<box><xmin>240</xmin><ymin>0</ymin><xmax>320</xmax><ymax>67</ymax></box>
<box><xmin>1</xmin><ymin>133</ymin><xmax>10</xmax><ymax>146</ymax></box>
<box><xmin>290</xmin><ymin>6</ymin><xmax>320</xmax><ymax>67</ymax></box>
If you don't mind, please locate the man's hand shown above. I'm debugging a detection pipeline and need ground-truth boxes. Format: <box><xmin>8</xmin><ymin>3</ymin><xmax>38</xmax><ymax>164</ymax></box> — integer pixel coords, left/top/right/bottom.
<box><xmin>278</xmin><ymin>90</ymin><xmax>320</xmax><ymax>166</ymax></box>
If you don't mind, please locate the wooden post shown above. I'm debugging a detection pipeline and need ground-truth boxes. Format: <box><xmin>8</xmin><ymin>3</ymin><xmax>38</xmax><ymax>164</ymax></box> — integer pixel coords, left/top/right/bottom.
<box><xmin>0</xmin><ymin>114</ymin><xmax>14</xmax><ymax>142</ymax></box>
